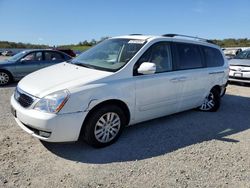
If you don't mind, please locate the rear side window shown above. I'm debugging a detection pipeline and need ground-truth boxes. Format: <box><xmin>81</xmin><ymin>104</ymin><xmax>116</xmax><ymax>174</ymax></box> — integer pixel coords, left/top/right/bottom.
<box><xmin>174</xmin><ymin>43</ymin><xmax>203</xmax><ymax>70</ymax></box>
<box><xmin>203</xmin><ymin>46</ymin><xmax>224</xmax><ymax>67</ymax></box>
<box><xmin>45</xmin><ymin>52</ymin><xmax>64</xmax><ymax>61</ymax></box>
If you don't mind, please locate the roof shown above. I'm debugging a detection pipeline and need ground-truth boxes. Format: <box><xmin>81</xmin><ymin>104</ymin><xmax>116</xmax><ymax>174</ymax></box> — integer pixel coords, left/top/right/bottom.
<box><xmin>112</xmin><ymin>34</ymin><xmax>219</xmax><ymax>48</ymax></box>
<box><xmin>112</xmin><ymin>35</ymin><xmax>154</xmax><ymax>40</ymax></box>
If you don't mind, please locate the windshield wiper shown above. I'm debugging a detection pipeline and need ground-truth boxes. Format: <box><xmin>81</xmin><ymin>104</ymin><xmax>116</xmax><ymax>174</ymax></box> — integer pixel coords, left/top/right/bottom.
<box><xmin>71</xmin><ymin>61</ymin><xmax>96</xmax><ymax>69</ymax></box>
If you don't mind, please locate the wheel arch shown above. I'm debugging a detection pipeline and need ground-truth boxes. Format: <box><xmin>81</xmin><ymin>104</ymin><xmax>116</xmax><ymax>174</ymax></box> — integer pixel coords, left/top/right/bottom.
<box><xmin>0</xmin><ymin>69</ymin><xmax>13</xmax><ymax>82</ymax></box>
<box><xmin>79</xmin><ymin>99</ymin><xmax>131</xmax><ymax>140</ymax></box>
<box><xmin>87</xmin><ymin>99</ymin><xmax>130</xmax><ymax>125</ymax></box>
<box><xmin>211</xmin><ymin>85</ymin><xmax>221</xmax><ymax>94</ymax></box>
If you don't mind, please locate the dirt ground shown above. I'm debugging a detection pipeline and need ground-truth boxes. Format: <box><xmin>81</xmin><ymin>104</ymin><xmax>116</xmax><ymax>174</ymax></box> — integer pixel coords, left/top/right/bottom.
<box><xmin>0</xmin><ymin>83</ymin><xmax>250</xmax><ymax>188</ymax></box>
<box><xmin>0</xmin><ymin>55</ymin><xmax>9</xmax><ymax>61</ymax></box>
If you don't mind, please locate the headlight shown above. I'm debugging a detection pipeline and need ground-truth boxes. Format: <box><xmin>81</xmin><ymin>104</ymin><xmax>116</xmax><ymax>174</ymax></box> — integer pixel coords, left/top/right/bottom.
<box><xmin>34</xmin><ymin>90</ymin><xmax>70</xmax><ymax>113</ymax></box>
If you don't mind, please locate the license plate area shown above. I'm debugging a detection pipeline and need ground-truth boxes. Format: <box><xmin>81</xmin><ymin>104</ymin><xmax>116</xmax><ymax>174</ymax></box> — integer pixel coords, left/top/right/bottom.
<box><xmin>11</xmin><ymin>106</ymin><xmax>16</xmax><ymax>117</ymax></box>
<box><xmin>234</xmin><ymin>72</ymin><xmax>243</xmax><ymax>77</ymax></box>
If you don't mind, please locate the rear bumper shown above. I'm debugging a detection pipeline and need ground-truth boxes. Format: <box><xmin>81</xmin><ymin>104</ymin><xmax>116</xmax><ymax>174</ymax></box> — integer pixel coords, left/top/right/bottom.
<box><xmin>11</xmin><ymin>95</ymin><xmax>87</xmax><ymax>142</ymax></box>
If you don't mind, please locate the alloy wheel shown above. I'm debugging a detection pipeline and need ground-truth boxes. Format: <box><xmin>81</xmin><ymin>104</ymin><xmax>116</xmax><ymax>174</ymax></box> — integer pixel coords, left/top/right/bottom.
<box><xmin>94</xmin><ymin>112</ymin><xmax>121</xmax><ymax>143</ymax></box>
<box><xmin>0</xmin><ymin>72</ymin><xmax>9</xmax><ymax>85</ymax></box>
<box><xmin>200</xmin><ymin>92</ymin><xmax>215</xmax><ymax>111</ymax></box>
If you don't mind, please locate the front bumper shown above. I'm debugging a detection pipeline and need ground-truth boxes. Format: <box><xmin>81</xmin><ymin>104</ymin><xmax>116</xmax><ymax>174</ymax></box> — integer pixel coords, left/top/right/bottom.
<box><xmin>229</xmin><ymin>77</ymin><xmax>250</xmax><ymax>83</ymax></box>
<box><xmin>229</xmin><ymin>70</ymin><xmax>250</xmax><ymax>83</ymax></box>
<box><xmin>10</xmin><ymin>95</ymin><xmax>87</xmax><ymax>142</ymax></box>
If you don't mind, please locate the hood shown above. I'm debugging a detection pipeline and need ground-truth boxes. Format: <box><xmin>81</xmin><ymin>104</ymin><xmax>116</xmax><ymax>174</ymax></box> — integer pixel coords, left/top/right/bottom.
<box><xmin>229</xmin><ymin>59</ymin><xmax>250</xmax><ymax>66</ymax></box>
<box><xmin>18</xmin><ymin>62</ymin><xmax>113</xmax><ymax>98</ymax></box>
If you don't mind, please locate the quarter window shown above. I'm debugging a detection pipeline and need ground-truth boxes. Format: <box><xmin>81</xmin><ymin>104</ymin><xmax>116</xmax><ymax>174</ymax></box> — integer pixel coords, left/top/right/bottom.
<box><xmin>174</xmin><ymin>43</ymin><xmax>203</xmax><ymax>70</ymax></box>
<box><xmin>203</xmin><ymin>47</ymin><xmax>224</xmax><ymax>67</ymax></box>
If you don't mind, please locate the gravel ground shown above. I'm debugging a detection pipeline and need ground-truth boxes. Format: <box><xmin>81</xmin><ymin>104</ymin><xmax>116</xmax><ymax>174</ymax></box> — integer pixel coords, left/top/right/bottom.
<box><xmin>0</xmin><ymin>55</ymin><xmax>9</xmax><ymax>61</ymax></box>
<box><xmin>0</xmin><ymin>83</ymin><xmax>250</xmax><ymax>188</ymax></box>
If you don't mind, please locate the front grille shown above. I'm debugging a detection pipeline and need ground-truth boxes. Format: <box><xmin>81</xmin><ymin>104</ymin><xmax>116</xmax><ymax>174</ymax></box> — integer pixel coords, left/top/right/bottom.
<box><xmin>230</xmin><ymin>69</ymin><xmax>250</xmax><ymax>72</ymax></box>
<box><xmin>14</xmin><ymin>88</ymin><xmax>35</xmax><ymax>108</ymax></box>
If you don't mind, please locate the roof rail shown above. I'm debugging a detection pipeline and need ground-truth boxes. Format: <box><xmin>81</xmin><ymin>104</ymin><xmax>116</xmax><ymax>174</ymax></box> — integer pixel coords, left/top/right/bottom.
<box><xmin>162</xmin><ymin>34</ymin><xmax>215</xmax><ymax>44</ymax></box>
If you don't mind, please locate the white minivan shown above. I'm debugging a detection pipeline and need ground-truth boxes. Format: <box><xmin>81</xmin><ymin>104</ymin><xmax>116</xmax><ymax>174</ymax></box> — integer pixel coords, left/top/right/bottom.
<box><xmin>10</xmin><ymin>34</ymin><xmax>229</xmax><ymax>147</ymax></box>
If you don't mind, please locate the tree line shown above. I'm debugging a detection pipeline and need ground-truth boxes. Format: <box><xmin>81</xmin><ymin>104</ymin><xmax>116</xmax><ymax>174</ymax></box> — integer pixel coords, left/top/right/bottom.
<box><xmin>0</xmin><ymin>41</ymin><xmax>49</xmax><ymax>49</ymax></box>
<box><xmin>57</xmin><ymin>37</ymin><xmax>109</xmax><ymax>51</ymax></box>
<box><xmin>1</xmin><ymin>38</ymin><xmax>250</xmax><ymax>50</ymax></box>
<box><xmin>212</xmin><ymin>38</ymin><xmax>250</xmax><ymax>47</ymax></box>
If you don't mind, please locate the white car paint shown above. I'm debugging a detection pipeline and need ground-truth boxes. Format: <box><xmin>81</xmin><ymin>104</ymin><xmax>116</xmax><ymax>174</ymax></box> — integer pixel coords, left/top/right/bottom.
<box><xmin>10</xmin><ymin>35</ymin><xmax>229</xmax><ymax>142</ymax></box>
<box><xmin>229</xmin><ymin>59</ymin><xmax>250</xmax><ymax>83</ymax></box>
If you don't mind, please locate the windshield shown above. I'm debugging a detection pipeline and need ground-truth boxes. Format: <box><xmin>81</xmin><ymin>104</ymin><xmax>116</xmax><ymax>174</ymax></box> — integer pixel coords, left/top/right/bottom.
<box><xmin>70</xmin><ymin>38</ymin><xmax>146</xmax><ymax>72</ymax></box>
<box><xmin>234</xmin><ymin>50</ymin><xmax>250</xmax><ymax>59</ymax></box>
<box><xmin>8</xmin><ymin>51</ymin><xmax>27</xmax><ymax>62</ymax></box>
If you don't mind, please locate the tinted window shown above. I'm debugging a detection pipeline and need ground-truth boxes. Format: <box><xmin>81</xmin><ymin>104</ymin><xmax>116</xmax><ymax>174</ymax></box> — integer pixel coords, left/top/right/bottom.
<box><xmin>203</xmin><ymin>46</ymin><xmax>224</xmax><ymax>67</ymax></box>
<box><xmin>45</xmin><ymin>52</ymin><xmax>64</xmax><ymax>61</ymax></box>
<box><xmin>135</xmin><ymin>42</ymin><xmax>172</xmax><ymax>74</ymax></box>
<box><xmin>247</xmin><ymin>52</ymin><xmax>250</xmax><ymax>59</ymax></box>
<box><xmin>234</xmin><ymin>50</ymin><xmax>250</xmax><ymax>59</ymax></box>
<box><xmin>174</xmin><ymin>43</ymin><xmax>203</xmax><ymax>70</ymax></box>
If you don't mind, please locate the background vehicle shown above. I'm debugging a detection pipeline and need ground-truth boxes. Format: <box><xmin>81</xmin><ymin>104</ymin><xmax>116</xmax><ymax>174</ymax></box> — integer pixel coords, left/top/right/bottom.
<box><xmin>229</xmin><ymin>49</ymin><xmax>250</xmax><ymax>83</ymax></box>
<box><xmin>0</xmin><ymin>49</ymin><xmax>71</xmax><ymax>85</ymax></box>
<box><xmin>11</xmin><ymin>34</ymin><xmax>228</xmax><ymax>148</ymax></box>
<box><xmin>55</xmin><ymin>48</ymin><xmax>76</xmax><ymax>57</ymax></box>
<box><xmin>2</xmin><ymin>50</ymin><xmax>14</xmax><ymax>56</ymax></box>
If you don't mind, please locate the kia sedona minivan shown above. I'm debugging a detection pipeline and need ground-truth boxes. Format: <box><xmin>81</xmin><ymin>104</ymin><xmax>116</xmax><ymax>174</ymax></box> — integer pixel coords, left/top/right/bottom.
<box><xmin>10</xmin><ymin>34</ymin><xmax>229</xmax><ymax>147</ymax></box>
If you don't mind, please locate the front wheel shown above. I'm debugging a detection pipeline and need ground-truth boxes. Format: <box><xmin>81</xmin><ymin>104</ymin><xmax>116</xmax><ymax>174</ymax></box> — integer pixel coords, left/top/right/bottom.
<box><xmin>82</xmin><ymin>105</ymin><xmax>126</xmax><ymax>148</ymax></box>
<box><xmin>199</xmin><ymin>88</ymin><xmax>220</xmax><ymax>112</ymax></box>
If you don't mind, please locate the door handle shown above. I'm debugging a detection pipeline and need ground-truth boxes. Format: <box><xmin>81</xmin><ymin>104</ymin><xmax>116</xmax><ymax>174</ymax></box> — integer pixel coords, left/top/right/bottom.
<box><xmin>170</xmin><ymin>78</ymin><xmax>180</xmax><ymax>82</ymax></box>
<box><xmin>170</xmin><ymin>77</ymin><xmax>187</xmax><ymax>82</ymax></box>
<box><xmin>209</xmin><ymin>71</ymin><xmax>224</xmax><ymax>75</ymax></box>
<box><xmin>178</xmin><ymin>76</ymin><xmax>187</xmax><ymax>81</ymax></box>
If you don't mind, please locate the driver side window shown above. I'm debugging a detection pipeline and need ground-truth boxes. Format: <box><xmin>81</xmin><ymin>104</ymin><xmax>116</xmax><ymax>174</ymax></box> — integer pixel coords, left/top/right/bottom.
<box><xmin>134</xmin><ymin>42</ymin><xmax>172</xmax><ymax>75</ymax></box>
<box><xmin>22</xmin><ymin>52</ymin><xmax>42</xmax><ymax>62</ymax></box>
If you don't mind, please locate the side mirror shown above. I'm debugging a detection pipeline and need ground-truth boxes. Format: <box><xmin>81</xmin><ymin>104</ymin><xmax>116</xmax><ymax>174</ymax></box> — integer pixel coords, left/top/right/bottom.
<box><xmin>20</xmin><ymin>58</ymin><xmax>26</xmax><ymax>63</ymax></box>
<box><xmin>137</xmin><ymin>62</ymin><xmax>156</xmax><ymax>75</ymax></box>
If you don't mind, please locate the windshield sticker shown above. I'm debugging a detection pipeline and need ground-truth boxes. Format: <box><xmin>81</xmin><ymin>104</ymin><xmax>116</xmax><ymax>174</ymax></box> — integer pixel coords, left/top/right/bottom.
<box><xmin>128</xmin><ymin>40</ymin><xmax>145</xmax><ymax>44</ymax></box>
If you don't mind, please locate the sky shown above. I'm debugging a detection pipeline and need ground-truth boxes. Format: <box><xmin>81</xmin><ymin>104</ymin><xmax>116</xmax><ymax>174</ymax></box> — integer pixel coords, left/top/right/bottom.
<box><xmin>0</xmin><ymin>0</ymin><xmax>250</xmax><ymax>46</ymax></box>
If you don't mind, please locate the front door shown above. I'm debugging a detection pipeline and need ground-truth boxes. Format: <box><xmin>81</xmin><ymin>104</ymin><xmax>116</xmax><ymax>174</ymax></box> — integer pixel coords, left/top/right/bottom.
<box><xmin>134</xmin><ymin>42</ymin><xmax>182</xmax><ymax>123</ymax></box>
<box><xmin>14</xmin><ymin>51</ymin><xmax>43</xmax><ymax>78</ymax></box>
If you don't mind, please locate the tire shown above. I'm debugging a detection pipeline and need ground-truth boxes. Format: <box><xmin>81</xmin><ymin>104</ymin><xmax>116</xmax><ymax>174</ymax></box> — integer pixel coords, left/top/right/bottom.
<box><xmin>0</xmin><ymin>71</ymin><xmax>12</xmax><ymax>86</ymax></box>
<box><xmin>199</xmin><ymin>88</ymin><xmax>220</xmax><ymax>112</ymax></box>
<box><xmin>220</xmin><ymin>87</ymin><xmax>226</xmax><ymax>97</ymax></box>
<box><xmin>82</xmin><ymin>105</ymin><xmax>126</xmax><ymax>148</ymax></box>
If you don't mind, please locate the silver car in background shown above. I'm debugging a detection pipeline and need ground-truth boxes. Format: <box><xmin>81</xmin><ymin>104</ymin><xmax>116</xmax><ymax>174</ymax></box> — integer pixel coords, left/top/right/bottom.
<box><xmin>229</xmin><ymin>49</ymin><xmax>250</xmax><ymax>83</ymax></box>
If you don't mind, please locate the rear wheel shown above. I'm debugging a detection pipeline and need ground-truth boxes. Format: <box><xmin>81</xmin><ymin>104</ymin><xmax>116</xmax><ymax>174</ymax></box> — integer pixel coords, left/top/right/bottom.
<box><xmin>199</xmin><ymin>88</ymin><xmax>220</xmax><ymax>112</ymax></box>
<box><xmin>82</xmin><ymin>105</ymin><xmax>126</xmax><ymax>148</ymax></box>
<box><xmin>0</xmin><ymin>71</ymin><xmax>11</xmax><ymax>86</ymax></box>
